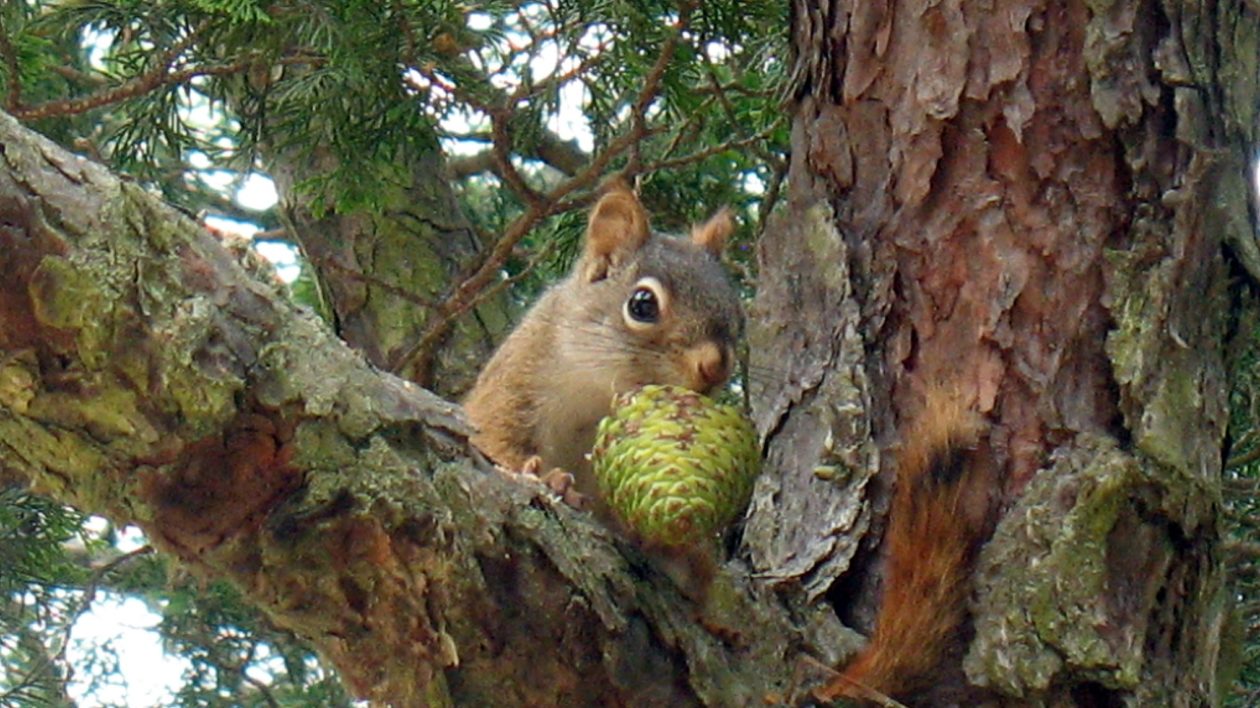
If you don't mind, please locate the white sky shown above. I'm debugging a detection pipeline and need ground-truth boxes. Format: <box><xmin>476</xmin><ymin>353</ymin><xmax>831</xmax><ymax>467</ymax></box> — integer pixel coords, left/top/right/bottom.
<box><xmin>68</xmin><ymin>595</ymin><xmax>189</xmax><ymax>706</ymax></box>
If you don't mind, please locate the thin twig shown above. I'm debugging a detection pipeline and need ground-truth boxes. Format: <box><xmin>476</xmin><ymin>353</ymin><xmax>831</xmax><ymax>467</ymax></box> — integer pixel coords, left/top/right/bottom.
<box><xmin>395</xmin><ymin>202</ymin><xmax>546</xmax><ymax>384</ymax></box>
<box><xmin>658</xmin><ymin>98</ymin><xmax>714</xmax><ymax>162</ymax></box>
<box><xmin>242</xmin><ymin>670</ymin><xmax>282</xmax><ymax>708</ymax></box>
<box><xmin>14</xmin><ymin>61</ymin><xmax>251</xmax><ymax>121</ymax></box>
<box><xmin>1226</xmin><ymin>540</ymin><xmax>1260</xmax><ymax>560</ymax></box>
<box><xmin>12</xmin><ymin>24</ymin><xmax>248</xmax><ymax>121</ymax></box>
<box><xmin>1225</xmin><ymin>474</ymin><xmax>1260</xmax><ymax>492</ymax></box>
<box><xmin>510</xmin><ymin>42</ymin><xmax>609</xmax><ymax>105</ymax></box>
<box><xmin>1228</xmin><ymin>445</ymin><xmax>1260</xmax><ymax>472</ymax></box>
<box><xmin>702</xmin><ymin>56</ymin><xmax>787</xmax><ymax>173</ymax></box>
<box><xmin>48</xmin><ymin>64</ymin><xmax>110</xmax><ymax>88</ymax></box>
<box><xmin>794</xmin><ymin>654</ymin><xmax>909</xmax><ymax>708</ymax></box>
<box><xmin>697</xmin><ymin>42</ymin><xmax>790</xmax><ymax>234</ymax></box>
<box><xmin>644</xmin><ymin>126</ymin><xmax>780</xmax><ymax>173</ymax></box>
<box><xmin>624</xmin><ymin>3</ymin><xmax>692</xmax><ymax>176</ymax></box>
<box><xmin>488</xmin><ymin>107</ymin><xmax>545</xmax><ymax>206</ymax></box>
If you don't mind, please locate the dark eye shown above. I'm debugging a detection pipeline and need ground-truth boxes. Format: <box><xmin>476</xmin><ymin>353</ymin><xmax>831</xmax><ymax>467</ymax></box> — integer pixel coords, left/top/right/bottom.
<box><xmin>626</xmin><ymin>287</ymin><xmax>660</xmax><ymax>323</ymax></box>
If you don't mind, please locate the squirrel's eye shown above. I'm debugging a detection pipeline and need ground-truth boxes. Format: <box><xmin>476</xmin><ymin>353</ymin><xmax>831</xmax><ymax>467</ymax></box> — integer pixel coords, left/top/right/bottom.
<box><xmin>626</xmin><ymin>287</ymin><xmax>660</xmax><ymax>324</ymax></box>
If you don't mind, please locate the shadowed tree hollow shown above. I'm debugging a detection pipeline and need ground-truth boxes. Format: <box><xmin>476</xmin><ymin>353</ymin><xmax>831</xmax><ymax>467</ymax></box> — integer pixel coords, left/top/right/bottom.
<box><xmin>1</xmin><ymin>0</ymin><xmax>1256</xmax><ymax>705</ymax></box>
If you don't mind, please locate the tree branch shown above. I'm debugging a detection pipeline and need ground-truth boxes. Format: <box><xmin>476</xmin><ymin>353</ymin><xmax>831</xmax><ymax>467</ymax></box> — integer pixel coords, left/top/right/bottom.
<box><xmin>1227</xmin><ymin>444</ymin><xmax>1260</xmax><ymax>472</ymax></box>
<box><xmin>447</xmin><ymin>130</ymin><xmax>589</xmax><ymax>179</ymax></box>
<box><xmin>13</xmin><ymin>60</ymin><xmax>251</xmax><ymax>122</ymax></box>
<box><xmin>0</xmin><ymin>544</ymin><xmax>153</xmax><ymax>704</ymax></box>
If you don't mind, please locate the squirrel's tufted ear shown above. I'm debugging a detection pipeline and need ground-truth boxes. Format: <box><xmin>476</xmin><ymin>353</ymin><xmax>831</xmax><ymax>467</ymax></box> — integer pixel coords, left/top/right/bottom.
<box><xmin>691</xmin><ymin>208</ymin><xmax>732</xmax><ymax>257</ymax></box>
<box><xmin>580</xmin><ymin>182</ymin><xmax>650</xmax><ymax>282</ymax></box>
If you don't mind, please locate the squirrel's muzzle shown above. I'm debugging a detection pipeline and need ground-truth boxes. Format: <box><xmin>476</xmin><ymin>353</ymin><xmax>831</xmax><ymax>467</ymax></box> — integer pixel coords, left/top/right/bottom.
<box><xmin>685</xmin><ymin>340</ymin><xmax>733</xmax><ymax>394</ymax></box>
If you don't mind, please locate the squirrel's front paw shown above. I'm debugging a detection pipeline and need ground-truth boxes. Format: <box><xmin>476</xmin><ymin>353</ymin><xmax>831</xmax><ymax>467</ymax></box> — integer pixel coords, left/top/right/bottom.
<box><xmin>516</xmin><ymin>456</ymin><xmax>586</xmax><ymax>509</ymax></box>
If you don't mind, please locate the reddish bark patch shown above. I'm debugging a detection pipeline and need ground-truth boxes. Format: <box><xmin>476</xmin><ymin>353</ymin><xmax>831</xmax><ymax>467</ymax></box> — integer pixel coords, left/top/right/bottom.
<box><xmin>294</xmin><ymin>514</ymin><xmax>457</xmax><ymax>704</ymax></box>
<box><xmin>0</xmin><ymin>188</ymin><xmax>74</xmax><ymax>352</ymax></box>
<box><xmin>138</xmin><ymin>411</ymin><xmax>300</xmax><ymax>557</ymax></box>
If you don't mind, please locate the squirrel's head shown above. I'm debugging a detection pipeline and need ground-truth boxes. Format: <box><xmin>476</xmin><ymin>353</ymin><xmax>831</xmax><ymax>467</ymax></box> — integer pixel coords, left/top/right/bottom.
<box><xmin>566</xmin><ymin>183</ymin><xmax>743</xmax><ymax>395</ymax></box>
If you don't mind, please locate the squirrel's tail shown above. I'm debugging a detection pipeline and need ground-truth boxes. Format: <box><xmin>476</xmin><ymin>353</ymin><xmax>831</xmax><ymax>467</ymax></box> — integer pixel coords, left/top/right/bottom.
<box><xmin>816</xmin><ymin>389</ymin><xmax>991</xmax><ymax>704</ymax></box>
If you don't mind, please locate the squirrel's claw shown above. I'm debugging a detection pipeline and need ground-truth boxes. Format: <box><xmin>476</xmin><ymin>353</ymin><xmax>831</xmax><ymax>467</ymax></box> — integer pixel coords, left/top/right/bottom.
<box><xmin>513</xmin><ymin>456</ymin><xmax>587</xmax><ymax>509</ymax></box>
<box><xmin>541</xmin><ymin>468</ymin><xmax>586</xmax><ymax>509</ymax></box>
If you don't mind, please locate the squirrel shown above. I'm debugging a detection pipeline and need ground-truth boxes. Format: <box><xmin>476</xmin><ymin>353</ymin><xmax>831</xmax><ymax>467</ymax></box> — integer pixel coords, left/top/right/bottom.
<box><xmin>462</xmin><ymin>181</ymin><xmax>743</xmax><ymax>505</ymax></box>
<box><xmin>814</xmin><ymin>387</ymin><xmax>995</xmax><ymax>706</ymax></box>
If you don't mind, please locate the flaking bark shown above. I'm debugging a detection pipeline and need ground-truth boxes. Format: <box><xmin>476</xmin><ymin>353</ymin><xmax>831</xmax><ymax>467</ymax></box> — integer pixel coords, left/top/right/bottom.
<box><xmin>743</xmin><ymin>0</ymin><xmax>1244</xmax><ymax>703</ymax></box>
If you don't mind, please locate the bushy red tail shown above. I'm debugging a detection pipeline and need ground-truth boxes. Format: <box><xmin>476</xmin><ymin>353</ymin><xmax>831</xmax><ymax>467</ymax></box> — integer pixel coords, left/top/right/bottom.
<box><xmin>816</xmin><ymin>390</ymin><xmax>991</xmax><ymax>704</ymax></box>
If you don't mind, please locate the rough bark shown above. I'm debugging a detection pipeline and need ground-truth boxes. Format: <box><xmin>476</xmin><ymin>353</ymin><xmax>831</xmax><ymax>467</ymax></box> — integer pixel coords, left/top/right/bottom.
<box><xmin>0</xmin><ymin>111</ymin><xmax>812</xmax><ymax>705</ymax></box>
<box><xmin>743</xmin><ymin>0</ymin><xmax>1249</xmax><ymax>703</ymax></box>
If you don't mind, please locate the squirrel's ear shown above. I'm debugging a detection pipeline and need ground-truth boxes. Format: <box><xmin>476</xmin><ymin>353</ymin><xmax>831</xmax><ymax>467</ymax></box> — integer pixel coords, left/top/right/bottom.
<box><xmin>580</xmin><ymin>186</ymin><xmax>650</xmax><ymax>282</ymax></box>
<box><xmin>691</xmin><ymin>208</ymin><xmax>733</xmax><ymax>257</ymax></box>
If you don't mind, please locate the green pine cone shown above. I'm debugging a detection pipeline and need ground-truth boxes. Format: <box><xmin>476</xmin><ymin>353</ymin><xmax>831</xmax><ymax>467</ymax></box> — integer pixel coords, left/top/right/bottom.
<box><xmin>590</xmin><ymin>385</ymin><xmax>761</xmax><ymax>548</ymax></box>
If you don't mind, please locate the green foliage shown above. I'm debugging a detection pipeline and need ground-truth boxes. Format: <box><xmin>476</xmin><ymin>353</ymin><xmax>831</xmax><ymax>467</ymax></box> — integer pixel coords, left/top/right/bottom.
<box><xmin>187</xmin><ymin>0</ymin><xmax>272</xmax><ymax>25</ymax></box>
<box><xmin>287</xmin><ymin>256</ymin><xmax>330</xmax><ymax>319</ymax></box>
<box><xmin>0</xmin><ymin>491</ymin><xmax>91</xmax><ymax>707</ymax></box>
<box><xmin>0</xmin><ymin>491</ymin><xmax>92</xmax><ymax>593</ymax></box>
<box><xmin>1225</xmin><ymin>290</ymin><xmax>1260</xmax><ymax>706</ymax></box>
<box><xmin>13</xmin><ymin>0</ymin><xmax>786</xmax><ymax>255</ymax></box>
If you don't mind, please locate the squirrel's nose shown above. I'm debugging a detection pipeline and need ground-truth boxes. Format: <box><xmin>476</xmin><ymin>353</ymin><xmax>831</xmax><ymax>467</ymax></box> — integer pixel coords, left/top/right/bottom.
<box><xmin>689</xmin><ymin>341</ymin><xmax>732</xmax><ymax>392</ymax></box>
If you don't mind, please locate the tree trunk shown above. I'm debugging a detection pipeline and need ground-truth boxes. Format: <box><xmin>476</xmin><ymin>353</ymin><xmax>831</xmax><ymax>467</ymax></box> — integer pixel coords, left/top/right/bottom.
<box><xmin>743</xmin><ymin>0</ymin><xmax>1252</xmax><ymax>703</ymax></box>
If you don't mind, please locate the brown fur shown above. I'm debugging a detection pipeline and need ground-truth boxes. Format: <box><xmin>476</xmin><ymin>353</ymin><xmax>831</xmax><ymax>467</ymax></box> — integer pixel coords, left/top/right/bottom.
<box><xmin>816</xmin><ymin>387</ymin><xmax>991</xmax><ymax>704</ymax></box>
